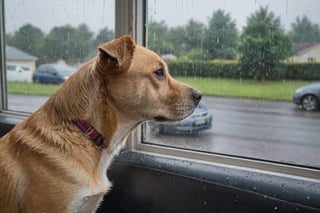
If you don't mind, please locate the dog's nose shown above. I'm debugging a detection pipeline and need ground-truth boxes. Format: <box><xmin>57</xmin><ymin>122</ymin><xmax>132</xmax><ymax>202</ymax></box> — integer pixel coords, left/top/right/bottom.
<box><xmin>192</xmin><ymin>88</ymin><xmax>202</xmax><ymax>105</ymax></box>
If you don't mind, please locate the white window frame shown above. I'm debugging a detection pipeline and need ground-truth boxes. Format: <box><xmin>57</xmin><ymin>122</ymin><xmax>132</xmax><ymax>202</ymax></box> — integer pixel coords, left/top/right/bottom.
<box><xmin>0</xmin><ymin>0</ymin><xmax>319</xmax><ymax>181</ymax></box>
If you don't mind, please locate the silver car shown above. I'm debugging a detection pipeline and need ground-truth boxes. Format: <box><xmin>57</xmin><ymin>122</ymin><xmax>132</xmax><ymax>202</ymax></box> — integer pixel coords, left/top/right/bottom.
<box><xmin>149</xmin><ymin>103</ymin><xmax>212</xmax><ymax>134</ymax></box>
<box><xmin>293</xmin><ymin>82</ymin><xmax>320</xmax><ymax>111</ymax></box>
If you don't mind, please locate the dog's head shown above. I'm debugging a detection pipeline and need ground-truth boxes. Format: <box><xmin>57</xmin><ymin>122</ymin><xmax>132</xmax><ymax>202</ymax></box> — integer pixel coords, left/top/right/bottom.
<box><xmin>96</xmin><ymin>35</ymin><xmax>202</xmax><ymax>123</ymax></box>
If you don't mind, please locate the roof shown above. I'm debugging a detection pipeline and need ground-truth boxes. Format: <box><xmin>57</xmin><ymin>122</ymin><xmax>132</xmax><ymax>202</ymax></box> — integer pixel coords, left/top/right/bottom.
<box><xmin>293</xmin><ymin>43</ymin><xmax>320</xmax><ymax>56</ymax></box>
<box><xmin>6</xmin><ymin>45</ymin><xmax>38</xmax><ymax>61</ymax></box>
<box><xmin>293</xmin><ymin>42</ymin><xmax>318</xmax><ymax>54</ymax></box>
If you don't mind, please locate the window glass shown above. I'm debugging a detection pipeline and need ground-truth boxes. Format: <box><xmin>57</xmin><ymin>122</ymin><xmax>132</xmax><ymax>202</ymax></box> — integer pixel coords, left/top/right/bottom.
<box><xmin>4</xmin><ymin>0</ymin><xmax>115</xmax><ymax>112</ymax></box>
<box><xmin>144</xmin><ymin>0</ymin><xmax>320</xmax><ymax>168</ymax></box>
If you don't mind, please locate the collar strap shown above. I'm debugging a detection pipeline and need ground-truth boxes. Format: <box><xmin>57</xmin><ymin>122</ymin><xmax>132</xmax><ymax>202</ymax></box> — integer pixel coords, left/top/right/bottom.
<box><xmin>72</xmin><ymin>119</ymin><xmax>105</xmax><ymax>150</ymax></box>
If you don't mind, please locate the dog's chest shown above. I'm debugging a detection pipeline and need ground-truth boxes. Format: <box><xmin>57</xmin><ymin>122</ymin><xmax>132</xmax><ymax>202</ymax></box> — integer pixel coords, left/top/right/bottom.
<box><xmin>70</xmin><ymin>148</ymin><xmax>122</xmax><ymax>212</ymax></box>
<box><xmin>70</xmin><ymin>123</ymin><xmax>135</xmax><ymax>212</ymax></box>
<box><xmin>71</xmin><ymin>190</ymin><xmax>106</xmax><ymax>213</ymax></box>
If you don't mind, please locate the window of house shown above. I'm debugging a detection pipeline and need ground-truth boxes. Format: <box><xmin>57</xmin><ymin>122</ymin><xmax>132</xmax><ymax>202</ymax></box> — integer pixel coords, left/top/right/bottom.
<box><xmin>141</xmin><ymin>0</ymin><xmax>320</xmax><ymax>171</ymax></box>
<box><xmin>1</xmin><ymin>0</ymin><xmax>320</xmax><ymax>178</ymax></box>
<box><xmin>2</xmin><ymin>0</ymin><xmax>115</xmax><ymax>113</ymax></box>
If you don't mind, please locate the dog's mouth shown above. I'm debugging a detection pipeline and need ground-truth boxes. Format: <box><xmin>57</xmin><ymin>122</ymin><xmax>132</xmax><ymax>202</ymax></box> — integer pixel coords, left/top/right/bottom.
<box><xmin>153</xmin><ymin>116</ymin><xmax>169</xmax><ymax>122</ymax></box>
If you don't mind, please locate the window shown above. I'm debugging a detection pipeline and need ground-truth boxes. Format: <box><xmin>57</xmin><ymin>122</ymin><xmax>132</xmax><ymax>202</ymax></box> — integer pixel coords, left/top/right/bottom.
<box><xmin>2</xmin><ymin>0</ymin><xmax>115</xmax><ymax>113</ymax></box>
<box><xmin>139</xmin><ymin>0</ymin><xmax>320</xmax><ymax>173</ymax></box>
<box><xmin>1</xmin><ymin>0</ymin><xmax>319</xmax><ymax>179</ymax></box>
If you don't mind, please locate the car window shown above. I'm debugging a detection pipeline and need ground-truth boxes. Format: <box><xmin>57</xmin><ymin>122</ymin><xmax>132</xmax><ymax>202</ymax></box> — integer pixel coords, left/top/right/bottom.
<box><xmin>6</xmin><ymin>64</ymin><xmax>16</xmax><ymax>71</ymax></box>
<box><xmin>54</xmin><ymin>65</ymin><xmax>76</xmax><ymax>75</ymax></box>
<box><xmin>21</xmin><ymin>66</ymin><xmax>31</xmax><ymax>71</ymax></box>
<box><xmin>36</xmin><ymin>65</ymin><xmax>45</xmax><ymax>73</ymax></box>
<box><xmin>47</xmin><ymin>66</ymin><xmax>56</xmax><ymax>74</ymax></box>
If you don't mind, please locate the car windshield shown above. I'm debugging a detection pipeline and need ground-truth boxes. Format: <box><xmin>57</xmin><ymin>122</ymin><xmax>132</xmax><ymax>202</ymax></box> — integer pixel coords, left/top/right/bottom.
<box><xmin>21</xmin><ymin>66</ymin><xmax>31</xmax><ymax>71</ymax></box>
<box><xmin>54</xmin><ymin>65</ymin><xmax>76</xmax><ymax>75</ymax></box>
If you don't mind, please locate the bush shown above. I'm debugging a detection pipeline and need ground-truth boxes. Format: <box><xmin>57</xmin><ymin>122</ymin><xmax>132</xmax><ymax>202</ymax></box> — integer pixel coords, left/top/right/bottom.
<box><xmin>168</xmin><ymin>61</ymin><xmax>320</xmax><ymax>81</ymax></box>
<box><xmin>282</xmin><ymin>62</ymin><xmax>320</xmax><ymax>80</ymax></box>
<box><xmin>168</xmin><ymin>60</ymin><xmax>240</xmax><ymax>79</ymax></box>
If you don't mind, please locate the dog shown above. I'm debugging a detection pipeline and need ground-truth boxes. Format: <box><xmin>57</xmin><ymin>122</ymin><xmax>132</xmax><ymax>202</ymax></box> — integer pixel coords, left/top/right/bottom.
<box><xmin>0</xmin><ymin>35</ymin><xmax>202</xmax><ymax>212</ymax></box>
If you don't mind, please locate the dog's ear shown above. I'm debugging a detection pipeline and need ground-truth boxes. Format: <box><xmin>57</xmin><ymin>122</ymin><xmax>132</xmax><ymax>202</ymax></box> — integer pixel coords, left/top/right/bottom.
<box><xmin>97</xmin><ymin>35</ymin><xmax>136</xmax><ymax>71</ymax></box>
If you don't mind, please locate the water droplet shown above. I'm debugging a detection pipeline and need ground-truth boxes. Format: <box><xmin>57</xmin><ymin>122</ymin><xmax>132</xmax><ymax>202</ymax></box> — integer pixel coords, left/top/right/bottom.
<box><xmin>274</xmin><ymin>206</ymin><xmax>278</xmax><ymax>211</ymax></box>
<box><xmin>203</xmin><ymin>200</ymin><xmax>207</xmax><ymax>206</ymax></box>
<box><xmin>306</xmin><ymin>196</ymin><xmax>311</xmax><ymax>200</ymax></box>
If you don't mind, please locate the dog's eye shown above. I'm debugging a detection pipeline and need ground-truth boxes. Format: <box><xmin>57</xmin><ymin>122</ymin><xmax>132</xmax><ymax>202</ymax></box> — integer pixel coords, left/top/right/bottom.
<box><xmin>154</xmin><ymin>68</ymin><xmax>164</xmax><ymax>80</ymax></box>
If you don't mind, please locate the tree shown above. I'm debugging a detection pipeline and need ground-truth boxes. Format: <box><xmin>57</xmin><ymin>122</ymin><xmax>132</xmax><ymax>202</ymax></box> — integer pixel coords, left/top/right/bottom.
<box><xmin>238</xmin><ymin>7</ymin><xmax>292</xmax><ymax>81</ymax></box>
<box><xmin>42</xmin><ymin>24</ymin><xmax>94</xmax><ymax>63</ymax></box>
<box><xmin>147</xmin><ymin>21</ymin><xmax>174</xmax><ymax>54</ymax></box>
<box><xmin>6</xmin><ymin>24</ymin><xmax>44</xmax><ymax>57</ymax></box>
<box><xmin>203</xmin><ymin>10</ymin><xmax>238</xmax><ymax>59</ymax></box>
<box><xmin>290</xmin><ymin>15</ymin><xmax>320</xmax><ymax>43</ymax></box>
<box><xmin>95</xmin><ymin>27</ymin><xmax>114</xmax><ymax>47</ymax></box>
<box><xmin>72</xmin><ymin>23</ymin><xmax>94</xmax><ymax>61</ymax></box>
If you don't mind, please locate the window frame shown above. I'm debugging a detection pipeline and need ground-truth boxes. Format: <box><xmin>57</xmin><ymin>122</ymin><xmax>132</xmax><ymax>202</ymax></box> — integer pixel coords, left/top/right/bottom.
<box><xmin>0</xmin><ymin>0</ymin><xmax>319</xmax><ymax>181</ymax></box>
<box><xmin>0</xmin><ymin>0</ymin><xmax>7</xmax><ymax>111</ymax></box>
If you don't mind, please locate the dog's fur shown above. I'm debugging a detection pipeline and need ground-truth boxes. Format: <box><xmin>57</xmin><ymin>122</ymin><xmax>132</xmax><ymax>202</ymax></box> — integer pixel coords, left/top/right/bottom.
<box><xmin>0</xmin><ymin>35</ymin><xmax>201</xmax><ymax>212</ymax></box>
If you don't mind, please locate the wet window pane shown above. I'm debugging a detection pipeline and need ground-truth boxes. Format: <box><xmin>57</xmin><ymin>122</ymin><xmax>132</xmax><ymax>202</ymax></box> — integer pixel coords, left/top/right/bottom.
<box><xmin>144</xmin><ymin>0</ymin><xmax>320</xmax><ymax>168</ymax></box>
<box><xmin>4</xmin><ymin>0</ymin><xmax>115</xmax><ymax>112</ymax></box>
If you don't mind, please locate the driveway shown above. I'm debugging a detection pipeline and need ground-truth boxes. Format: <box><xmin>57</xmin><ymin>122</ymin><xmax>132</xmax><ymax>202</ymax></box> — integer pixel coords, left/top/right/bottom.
<box><xmin>7</xmin><ymin>95</ymin><xmax>320</xmax><ymax>168</ymax></box>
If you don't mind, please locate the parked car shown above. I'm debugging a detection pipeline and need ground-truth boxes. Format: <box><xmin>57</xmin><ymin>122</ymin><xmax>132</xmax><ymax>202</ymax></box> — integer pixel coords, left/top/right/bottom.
<box><xmin>293</xmin><ymin>82</ymin><xmax>320</xmax><ymax>111</ymax></box>
<box><xmin>33</xmin><ymin>64</ymin><xmax>76</xmax><ymax>84</ymax></box>
<box><xmin>6</xmin><ymin>64</ymin><xmax>33</xmax><ymax>83</ymax></box>
<box><xmin>149</xmin><ymin>103</ymin><xmax>212</xmax><ymax>134</ymax></box>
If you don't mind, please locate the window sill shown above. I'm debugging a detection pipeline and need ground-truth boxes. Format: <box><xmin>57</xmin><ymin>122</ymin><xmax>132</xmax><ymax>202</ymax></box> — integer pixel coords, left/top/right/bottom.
<box><xmin>110</xmin><ymin>150</ymin><xmax>320</xmax><ymax>211</ymax></box>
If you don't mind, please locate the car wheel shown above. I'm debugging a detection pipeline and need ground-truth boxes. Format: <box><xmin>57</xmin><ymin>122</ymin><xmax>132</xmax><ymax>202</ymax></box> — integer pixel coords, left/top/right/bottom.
<box><xmin>301</xmin><ymin>95</ymin><xmax>319</xmax><ymax>111</ymax></box>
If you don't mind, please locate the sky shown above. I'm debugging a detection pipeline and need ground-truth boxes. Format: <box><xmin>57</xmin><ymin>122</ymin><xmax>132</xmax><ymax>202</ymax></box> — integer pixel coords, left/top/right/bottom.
<box><xmin>4</xmin><ymin>0</ymin><xmax>320</xmax><ymax>34</ymax></box>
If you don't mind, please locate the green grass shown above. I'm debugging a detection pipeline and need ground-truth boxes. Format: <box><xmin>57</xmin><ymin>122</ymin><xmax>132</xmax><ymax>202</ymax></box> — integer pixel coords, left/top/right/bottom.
<box><xmin>7</xmin><ymin>82</ymin><xmax>60</xmax><ymax>96</ymax></box>
<box><xmin>7</xmin><ymin>78</ymin><xmax>314</xmax><ymax>101</ymax></box>
<box><xmin>176</xmin><ymin>77</ymin><xmax>313</xmax><ymax>101</ymax></box>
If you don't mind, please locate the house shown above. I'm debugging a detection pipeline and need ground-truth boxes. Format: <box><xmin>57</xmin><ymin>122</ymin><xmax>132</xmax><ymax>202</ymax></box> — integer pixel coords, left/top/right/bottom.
<box><xmin>287</xmin><ymin>43</ymin><xmax>320</xmax><ymax>62</ymax></box>
<box><xmin>6</xmin><ymin>45</ymin><xmax>38</xmax><ymax>71</ymax></box>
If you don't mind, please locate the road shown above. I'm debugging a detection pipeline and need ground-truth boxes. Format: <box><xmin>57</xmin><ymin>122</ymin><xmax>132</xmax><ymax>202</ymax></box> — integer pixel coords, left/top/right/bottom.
<box><xmin>7</xmin><ymin>95</ymin><xmax>320</xmax><ymax>168</ymax></box>
<box><xmin>146</xmin><ymin>96</ymin><xmax>320</xmax><ymax>168</ymax></box>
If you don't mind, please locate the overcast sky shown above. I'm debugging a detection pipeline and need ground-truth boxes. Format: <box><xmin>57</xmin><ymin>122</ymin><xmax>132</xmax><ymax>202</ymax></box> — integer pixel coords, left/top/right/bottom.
<box><xmin>5</xmin><ymin>0</ymin><xmax>320</xmax><ymax>34</ymax></box>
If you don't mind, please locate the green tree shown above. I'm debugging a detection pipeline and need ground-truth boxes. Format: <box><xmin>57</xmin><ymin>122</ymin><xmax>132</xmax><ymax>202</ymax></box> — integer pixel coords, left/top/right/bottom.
<box><xmin>42</xmin><ymin>25</ymin><xmax>75</xmax><ymax>63</ymax></box>
<box><xmin>147</xmin><ymin>21</ymin><xmax>174</xmax><ymax>54</ymax></box>
<box><xmin>95</xmin><ymin>27</ymin><xmax>114</xmax><ymax>47</ymax></box>
<box><xmin>238</xmin><ymin>7</ymin><xmax>292</xmax><ymax>81</ymax></box>
<box><xmin>6</xmin><ymin>24</ymin><xmax>44</xmax><ymax>57</ymax></box>
<box><xmin>73</xmin><ymin>23</ymin><xmax>94</xmax><ymax>61</ymax></box>
<box><xmin>203</xmin><ymin>10</ymin><xmax>238</xmax><ymax>59</ymax></box>
<box><xmin>42</xmin><ymin>24</ymin><xmax>94</xmax><ymax>63</ymax></box>
<box><xmin>290</xmin><ymin>15</ymin><xmax>320</xmax><ymax>43</ymax></box>
<box><xmin>168</xmin><ymin>25</ymin><xmax>186</xmax><ymax>56</ymax></box>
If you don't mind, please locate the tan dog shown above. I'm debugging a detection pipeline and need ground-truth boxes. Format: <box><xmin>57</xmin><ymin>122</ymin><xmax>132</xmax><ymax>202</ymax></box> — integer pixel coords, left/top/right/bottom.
<box><xmin>0</xmin><ymin>35</ymin><xmax>201</xmax><ymax>212</ymax></box>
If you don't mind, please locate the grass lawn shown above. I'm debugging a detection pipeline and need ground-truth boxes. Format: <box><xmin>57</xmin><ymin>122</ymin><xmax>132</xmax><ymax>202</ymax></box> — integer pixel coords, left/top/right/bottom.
<box><xmin>175</xmin><ymin>77</ymin><xmax>313</xmax><ymax>101</ymax></box>
<box><xmin>7</xmin><ymin>82</ymin><xmax>60</xmax><ymax>96</ymax></box>
<box><xmin>7</xmin><ymin>78</ymin><xmax>313</xmax><ymax>101</ymax></box>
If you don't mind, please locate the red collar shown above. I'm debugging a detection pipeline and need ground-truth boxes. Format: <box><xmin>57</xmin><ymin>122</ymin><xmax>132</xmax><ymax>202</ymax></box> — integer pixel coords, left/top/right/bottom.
<box><xmin>72</xmin><ymin>119</ymin><xmax>105</xmax><ymax>150</ymax></box>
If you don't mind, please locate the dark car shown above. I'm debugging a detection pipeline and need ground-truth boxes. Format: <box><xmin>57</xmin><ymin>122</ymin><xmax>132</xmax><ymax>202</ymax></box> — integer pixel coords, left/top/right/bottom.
<box><xmin>293</xmin><ymin>82</ymin><xmax>320</xmax><ymax>111</ymax></box>
<box><xmin>33</xmin><ymin>64</ymin><xmax>76</xmax><ymax>84</ymax></box>
<box><xmin>149</xmin><ymin>103</ymin><xmax>212</xmax><ymax>134</ymax></box>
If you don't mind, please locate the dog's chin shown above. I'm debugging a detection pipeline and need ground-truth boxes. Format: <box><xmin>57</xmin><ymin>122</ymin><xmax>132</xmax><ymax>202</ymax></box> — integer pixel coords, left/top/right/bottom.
<box><xmin>153</xmin><ymin>110</ymin><xmax>195</xmax><ymax>123</ymax></box>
